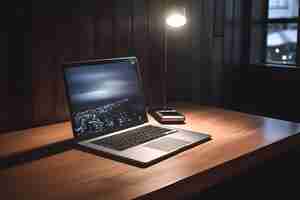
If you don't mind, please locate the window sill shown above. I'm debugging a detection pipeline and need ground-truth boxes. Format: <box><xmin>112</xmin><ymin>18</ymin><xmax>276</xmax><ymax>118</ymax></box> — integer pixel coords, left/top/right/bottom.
<box><xmin>251</xmin><ymin>63</ymin><xmax>300</xmax><ymax>70</ymax></box>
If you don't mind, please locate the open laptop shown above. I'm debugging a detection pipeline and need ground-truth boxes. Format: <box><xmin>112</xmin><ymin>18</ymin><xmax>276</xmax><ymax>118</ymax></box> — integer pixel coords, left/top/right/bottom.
<box><xmin>63</xmin><ymin>57</ymin><xmax>211</xmax><ymax>167</ymax></box>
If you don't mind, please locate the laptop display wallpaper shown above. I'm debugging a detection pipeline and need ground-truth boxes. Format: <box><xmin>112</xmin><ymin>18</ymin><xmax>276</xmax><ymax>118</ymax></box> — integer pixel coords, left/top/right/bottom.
<box><xmin>64</xmin><ymin>60</ymin><xmax>147</xmax><ymax>137</ymax></box>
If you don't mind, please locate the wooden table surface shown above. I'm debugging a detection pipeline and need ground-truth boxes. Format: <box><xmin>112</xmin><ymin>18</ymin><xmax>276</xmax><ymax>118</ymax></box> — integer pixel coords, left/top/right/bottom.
<box><xmin>1</xmin><ymin>103</ymin><xmax>300</xmax><ymax>200</ymax></box>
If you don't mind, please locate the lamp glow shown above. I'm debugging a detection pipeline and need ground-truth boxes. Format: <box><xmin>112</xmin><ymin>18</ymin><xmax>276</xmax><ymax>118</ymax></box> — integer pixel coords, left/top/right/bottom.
<box><xmin>166</xmin><ymin>13</ymin><xmax>187</xmax><ymax>28</ymax></box>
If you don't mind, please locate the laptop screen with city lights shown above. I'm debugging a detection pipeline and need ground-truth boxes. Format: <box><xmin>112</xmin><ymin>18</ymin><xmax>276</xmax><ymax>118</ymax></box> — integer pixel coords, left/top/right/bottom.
<box><xmin>63</xmin><ymin>58</ymin><xmax>147</xmax><ymax>138</ymax></box>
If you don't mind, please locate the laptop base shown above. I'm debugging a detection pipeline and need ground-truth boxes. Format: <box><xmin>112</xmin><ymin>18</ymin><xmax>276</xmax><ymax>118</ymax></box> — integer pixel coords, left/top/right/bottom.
<box><xmin>77</xmin><ymin>127</ymin><xmax>211</xmax><ymax>168</ymax></box>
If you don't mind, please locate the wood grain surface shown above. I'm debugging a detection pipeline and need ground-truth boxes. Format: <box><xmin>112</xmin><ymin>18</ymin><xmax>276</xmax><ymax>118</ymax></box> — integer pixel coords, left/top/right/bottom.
<box><xmin>1</xmin><ymin>103</ymin><xmax>300</xmax><ymax>200</ymax></box>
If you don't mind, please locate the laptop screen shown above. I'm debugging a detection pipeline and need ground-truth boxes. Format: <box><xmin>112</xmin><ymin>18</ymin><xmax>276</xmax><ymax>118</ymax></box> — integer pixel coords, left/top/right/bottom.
<box><xmin>64</xmin><ymin>57</ymin><xmax>147</xmax><ymax>138</ymax></box>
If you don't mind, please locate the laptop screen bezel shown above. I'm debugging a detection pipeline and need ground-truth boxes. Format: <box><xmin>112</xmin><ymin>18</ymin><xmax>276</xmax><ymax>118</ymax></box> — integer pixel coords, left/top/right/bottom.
<box><xmin>62</xmin><ymin>57</ymin><xmax>149</xmax><ymax>141</ymax></box>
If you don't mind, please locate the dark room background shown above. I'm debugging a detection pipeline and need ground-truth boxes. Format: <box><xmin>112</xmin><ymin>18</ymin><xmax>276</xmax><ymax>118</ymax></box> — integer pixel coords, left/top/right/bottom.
<box><xmin>2</xmin><ymin>0</ymin><xmax>299</xmax><ymax>134</ymax></box>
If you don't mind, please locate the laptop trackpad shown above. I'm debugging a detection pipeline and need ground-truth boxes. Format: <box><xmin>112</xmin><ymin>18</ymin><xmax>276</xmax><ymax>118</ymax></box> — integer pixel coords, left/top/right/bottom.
<box><xmin>145</xmin><ymin>137</ymin><xmax>190</xmax><ymax>152</ymax></box>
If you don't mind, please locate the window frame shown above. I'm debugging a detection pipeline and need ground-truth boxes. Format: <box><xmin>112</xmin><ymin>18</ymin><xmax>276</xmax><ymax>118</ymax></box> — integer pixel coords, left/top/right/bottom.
<box><xmin>254</xmin><ymin>0</ymin><xmax>300</xmax><ymax>67</ymax></box>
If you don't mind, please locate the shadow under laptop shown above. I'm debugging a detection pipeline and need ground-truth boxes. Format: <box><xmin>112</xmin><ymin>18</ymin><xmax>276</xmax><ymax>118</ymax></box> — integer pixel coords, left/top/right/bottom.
<box><xmin>0</xmin><ymin>139</ymin><xmax>75</xmax><ymax>170</ymax></box>
<box><xmin>0</xmin><ymin>140</ymin><xmax>136</xmax><ymax>170</ymax></box>
<box><xmin>0</xmin><ymin>140</ymin><xmax>150</xmax><ymax>169</ymax></box>
<box><xmin>0</xmin><ymin>139</ymin><xmax>151</xmax><ymax>169</ymax></box>
<box><xmin>0</xmin><ymin>135</ymin><xmax>211</xmax><ymax>170</ymax></box>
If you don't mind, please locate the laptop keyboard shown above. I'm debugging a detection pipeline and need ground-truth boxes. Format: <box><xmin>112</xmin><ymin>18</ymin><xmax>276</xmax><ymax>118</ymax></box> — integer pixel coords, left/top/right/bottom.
<box><xmin>91</xmin><ymin>125</ymin><xmax>175</xmax><ymax>151</ymax></box>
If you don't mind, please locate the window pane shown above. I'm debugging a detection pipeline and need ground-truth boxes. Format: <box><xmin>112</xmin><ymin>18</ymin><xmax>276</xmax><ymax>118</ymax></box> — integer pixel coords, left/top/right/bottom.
<box><xmin>266</xmin><ymin>23</ymin><xmax>298</xmax><ymax>64</ymax></box>
<box><xmin>268</xmin><ymin>0</ymin><xmax>299</xmax><ymax>18</ymax></box>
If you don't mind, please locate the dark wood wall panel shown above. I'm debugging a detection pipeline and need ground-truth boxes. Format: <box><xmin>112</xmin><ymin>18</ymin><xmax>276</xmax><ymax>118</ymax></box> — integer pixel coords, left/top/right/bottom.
<box><xmin>170</xmin><ymin>0</ymin><xmax>217</xmax><ymax>104</ymax></box>
<box><xmin>113</xmin><ymin>0</ymin><xmax>133</xmax><ymax>57</ymax></box>
<box><xmin>1</xmin><ymin>25</ymin><xmax>11</xmax><ymax>132</ymax></box>
<box><xmin>2</xmin><ymin>0</ymin><xmax>229</xmax><ymax>133</ymax></box>
<box><xmin>94</xmin><ymin>1</ymin><xmax>114</xmax><ymax>59</ymax></box>
<box><xmin>0</xmin><ymin>31</ymin><xmax>9</xmax><ymax>132</ymax></box>
<box><xmin>77</xmin><ymin>16</ymin><xmax>95</xmax><ymax>60</ymax></box>
<box><xmin>188</xmin><ymin>0</ymin><xmax>203</xmax><ymax>103</ymax></box>
<box><xmin>31</xmin><ymin>17</ymin><xmax>57</xmax><ymax>124</ymax></box>
<box><xmin>147</xmin><ymin>0</ymin><xmax>165</xmax><ymax>107</ymax></box>
<box><xmin>223</xmin><ymin>0</ymin><xmax>245</xmax><ymax>107</ymax></box>
<box><xmin>167</xmin><ymin>0</ymin><xmax>192</xmax><ymax>102</ymax></box>
<box><xmin>199</xmin><ymin>0</ymin><xmax>215</xmax><ymax>104</ymax></box>
<box><xmin>1</xmin><ymin>0</ymin><xmax>165</xmax><ymax>133</ymax></box>
<box><xmin>3</xmin><ymin>7</ymin><xmax>33</xmax><ymax>132</ymax></box>
<box><xmin>53</xmin><ymin>16</ymin><xmax>76</xmax><ymax>122</ymax></box>
<box><xmin>132</xmin><ymin>0</ymin><xmax>150</xmax><ymax>104</ymax></box>
<box><xmin>224</xmin><ymin>0</ymin><xmax>234</xmax><ymax>67</ymax></box>
<box><xmin>211</xmin><ymin>37</ymin><xmax>224</xmax><ymax>106</ymax></box>
<box><xmin>214</xmin><ymin>0</ymin><xmax>225</xmax><ymax>37</ymax></box>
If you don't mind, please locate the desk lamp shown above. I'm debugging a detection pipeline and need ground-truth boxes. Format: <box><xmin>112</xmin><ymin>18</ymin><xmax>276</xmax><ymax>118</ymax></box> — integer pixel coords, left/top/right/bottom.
<box><xmin>150</xmin><ymin>4</ymin><xmax>187</xmax><ymax>124</ymax></box>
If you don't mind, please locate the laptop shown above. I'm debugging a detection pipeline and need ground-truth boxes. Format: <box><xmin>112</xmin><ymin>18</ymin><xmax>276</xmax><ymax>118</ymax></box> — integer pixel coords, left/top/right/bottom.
<box><xmin>63</xmin><ymin>57</ymin><xmax>211</xmax><ymax>167</ymax></box>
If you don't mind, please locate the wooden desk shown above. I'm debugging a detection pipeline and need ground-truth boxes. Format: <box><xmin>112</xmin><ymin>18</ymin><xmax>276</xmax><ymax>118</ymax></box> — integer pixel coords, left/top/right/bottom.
<box><xmin>1</xmin><ymin>103</ymin><xmax>300</xmax><ymax>200</ymax></box>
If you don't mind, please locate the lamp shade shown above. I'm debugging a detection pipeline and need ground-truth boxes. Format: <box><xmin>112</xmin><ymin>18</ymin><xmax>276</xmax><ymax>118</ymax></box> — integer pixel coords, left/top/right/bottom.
<box><xmin>165</xmin><ymin>7</ymin><xmax>186</xmax><ymax>28</ymax></box>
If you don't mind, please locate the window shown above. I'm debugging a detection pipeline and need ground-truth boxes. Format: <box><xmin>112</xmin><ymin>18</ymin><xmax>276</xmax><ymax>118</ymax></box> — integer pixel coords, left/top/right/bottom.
<box><xmin>251</xmin><ymin>0</ymin><xmax>300</xmax><ymax>66</ymax></box>
<box><xmin>269</xmin><ymin>0</ymin><xmax>289</xmax><ymax>10</ymax></box>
